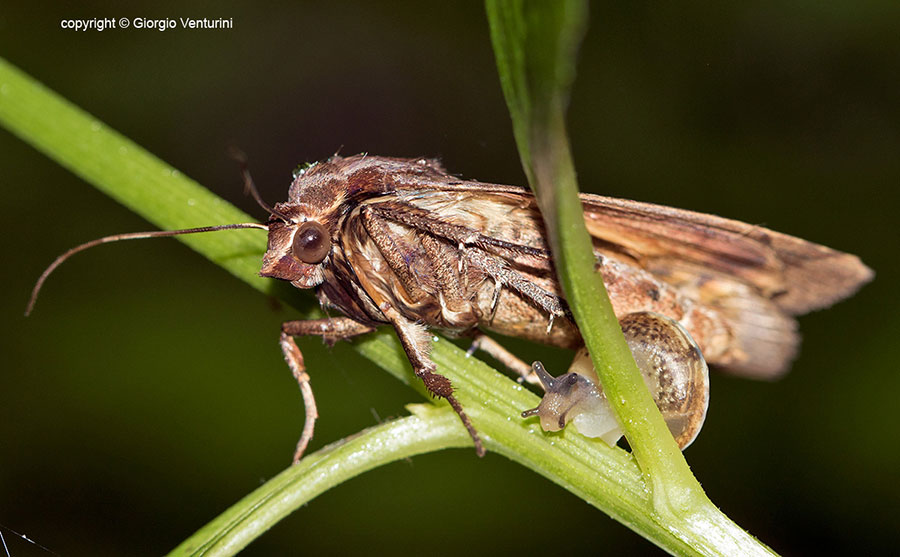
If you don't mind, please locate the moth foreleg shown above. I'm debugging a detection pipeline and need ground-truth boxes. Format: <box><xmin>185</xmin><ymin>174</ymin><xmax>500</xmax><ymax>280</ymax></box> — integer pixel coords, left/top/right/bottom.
<box><xmin>359</xmin><ymin>207</ymin><xmax>430</xmax><ymax>302</ymax></box>
<box><xmin>279</xmin><ymin>332</ymin><xmax>317</xmax><ymax>464</ymax></box>
<box><xmin>281</xmin><ymin>317</ymin><xmax>376</xmax><ymax>463</ymax></box>
<box><xmin>282</xmin><ymin>317</ymin><xmax>377</xmax><ymax>345</ymax></box>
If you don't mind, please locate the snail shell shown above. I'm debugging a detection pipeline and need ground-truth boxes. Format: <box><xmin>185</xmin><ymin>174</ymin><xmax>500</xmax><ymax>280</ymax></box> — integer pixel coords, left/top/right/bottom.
<box><xmin>522</xmin><ymin>311</ymin><xmax>710</xmax><ymax>449</ymax></box>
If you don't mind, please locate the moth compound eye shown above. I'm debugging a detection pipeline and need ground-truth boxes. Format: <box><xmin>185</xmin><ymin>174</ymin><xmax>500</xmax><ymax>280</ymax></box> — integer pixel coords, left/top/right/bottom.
<box><xmin>292</xmin><ymin>221</ymin><xmax>331</xmax><ymax>264</ymax></box>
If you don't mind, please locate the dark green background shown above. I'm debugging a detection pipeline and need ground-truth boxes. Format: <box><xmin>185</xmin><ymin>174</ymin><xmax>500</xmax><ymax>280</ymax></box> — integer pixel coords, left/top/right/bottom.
<box><xmin>2</xmin><ymin>2</ymin><xmax>898</xmax><ymax>555</ymax></box>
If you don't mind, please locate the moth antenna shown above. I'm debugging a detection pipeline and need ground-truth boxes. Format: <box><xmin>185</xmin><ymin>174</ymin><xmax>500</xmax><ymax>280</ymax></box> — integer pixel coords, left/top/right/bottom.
<box><xmin>25</xmin><ymin>223</ymin><xmax>268</xmax><ymax>316</ymax></box>
<box><xmin>229</xmin><ymin>147</ymin><xmax>292</xmax><ymax>222</ymax></box>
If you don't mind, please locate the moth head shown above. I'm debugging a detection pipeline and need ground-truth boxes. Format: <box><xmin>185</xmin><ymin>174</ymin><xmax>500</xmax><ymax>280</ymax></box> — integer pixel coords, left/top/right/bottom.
<box><xmin>258</xmin><ymin>159</ymin><xmax>351</xmax><ymax>288</ymax></box>
<box><xmin>259</xmin><ymin>215</ymin><xmax>332</xmax><ymax>288</ymax></box>
<box><xmin>259</xmin><ymin>211</ymin><xmax>333</xmax><ymax>288</ymax></box>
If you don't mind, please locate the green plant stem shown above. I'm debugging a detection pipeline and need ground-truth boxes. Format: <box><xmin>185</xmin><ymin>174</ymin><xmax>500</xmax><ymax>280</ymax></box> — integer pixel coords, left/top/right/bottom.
<box><xmin>1</xmin><ymin>55</ymin><xmax>771</xmax><ymax>555</ymax></box>
<box><xmin>487</xmin><ymin>0</ymin><xmax>687</xmax><ymax>499</ymax></box>
<box><xmin>486</xmin><ymin>1</ymin><xmax>775</xmax><ymax>554</ymax></box>
<box><xmin>0</xmin><ymin>66</ymin><xmax>269</xmax><ymax>297</ymax></box>
<box><xmin>171</xmin><ymin>406</ymin><xmax>474</xmax><ymax>556</ymax></box>
<box><xmin>172</xmin><ymin>328</ymin><xmax>695</xmax><ymax>556</ymax></box>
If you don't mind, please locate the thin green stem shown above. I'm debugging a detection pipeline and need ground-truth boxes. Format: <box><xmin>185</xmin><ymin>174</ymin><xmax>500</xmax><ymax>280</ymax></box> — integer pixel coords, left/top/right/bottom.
<box><xmin>171</xmin><ymin>406</ymin><xmax>474</xmax><ymax>556</ymax></box>
<box><xmin>485</xmin><ymin>1</ymin><xmax>774</xmax><ymax>554</ymax></box>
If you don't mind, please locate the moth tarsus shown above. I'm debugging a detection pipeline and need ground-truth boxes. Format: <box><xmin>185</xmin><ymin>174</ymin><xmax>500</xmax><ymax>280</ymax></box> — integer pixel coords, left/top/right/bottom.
<box><xmin>29</xmin><ymin>154</ymin><xmax>873</xmax><ymax>461</ymax></box>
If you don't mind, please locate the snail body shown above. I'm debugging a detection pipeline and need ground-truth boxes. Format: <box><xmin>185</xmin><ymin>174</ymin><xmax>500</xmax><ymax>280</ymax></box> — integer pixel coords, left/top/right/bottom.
<box><xmin>522</xmin><ymin>311</ymin><xmax>710</xmax><ymax>449</ymax></box>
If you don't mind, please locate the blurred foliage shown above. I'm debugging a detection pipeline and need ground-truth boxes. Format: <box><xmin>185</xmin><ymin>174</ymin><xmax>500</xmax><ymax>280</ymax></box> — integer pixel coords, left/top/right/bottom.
<box><xmin>1</xmin><ymin>1</ymin><xmax>898</xmax><ymax>555</ymax></box>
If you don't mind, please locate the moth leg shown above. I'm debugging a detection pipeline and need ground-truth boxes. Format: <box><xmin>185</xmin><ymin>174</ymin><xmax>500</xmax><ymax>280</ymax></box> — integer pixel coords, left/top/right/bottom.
<box><xmin>359</xmin><ymin>208</ymin><xmax>430</xmax><ymax>302</ymax></box>
<box><xmin>368</xmin><ymin>202</ymin><xmax>552</xmax><ymax>269</ymax></box>
<box><xmin>361</xmin><ymin>208</ymin><xmax>479</xmax><ymax>326</ymax></box>
<box><xmin>358</xmin><ymin>209</ymin><xmax>484</xmax><ymax>455</ymax></box>
<box><xmin>418</xmin><ymin>232</ymin><xmax>471</xmax><ymax>316</ymax></box>
<box><xmin>379</xmin><ymin>302</ymin><xmax>486</xmax><ymax>457</ymax></box>
<box><xmin>282</xmin><ymin>317</ymin><xmax>376</xmax><ymax>345</ymax></box>
<box><xmin>467</xmin><ymin>332</ymin><xmax>539</xmax><ymax>386</ymax></box>
<box><xmin>278</xmin><ymin>333</ymin><xmax>318</xmax><ymax>464</ymax></box>
<box><xmin>464</xmin><ymin>247</ymin><xmax>570</xmax><ymax>325</ymax></box>
<box><xmin>280</xmin><ymin>317</ymin><xmax>376</xmax><ymax>463</ymax></box>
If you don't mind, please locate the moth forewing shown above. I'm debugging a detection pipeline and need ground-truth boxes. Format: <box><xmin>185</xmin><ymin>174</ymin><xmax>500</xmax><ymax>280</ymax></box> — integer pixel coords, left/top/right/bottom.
<box><xmin>579</xmin><ymin>195</ymin><xmax>874</xmax><ymax>315</ymax></box>
<box><xmin>579</xmin><ymin>194</ymin><xmax>873</xmax><ymax>376</ymax></box>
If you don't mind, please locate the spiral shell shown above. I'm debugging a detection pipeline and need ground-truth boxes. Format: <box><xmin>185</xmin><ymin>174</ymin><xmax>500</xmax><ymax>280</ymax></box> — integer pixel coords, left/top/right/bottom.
<box><xmin>522</xmin><ymin>311</ymin><xmax>710</xmax><ymax>449</ymax></box>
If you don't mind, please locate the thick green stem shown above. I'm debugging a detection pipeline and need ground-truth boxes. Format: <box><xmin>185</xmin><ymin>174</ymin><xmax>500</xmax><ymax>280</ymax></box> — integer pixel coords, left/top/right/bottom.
<box><xmin>485</xmin><ymin>1</ymin><xmax>774</xmax><ymax>554</ymax></box>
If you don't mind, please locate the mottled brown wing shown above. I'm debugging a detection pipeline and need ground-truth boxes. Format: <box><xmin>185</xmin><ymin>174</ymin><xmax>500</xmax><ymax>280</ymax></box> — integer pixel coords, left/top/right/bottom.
<box><xmin>398</xmin><ymin>182</ymin><xmax>872</xmax><ymax>315</ymax></box>
<box><xmin>320</xmin><ymin>154</ymin><xmax>870</xmax><ymax>314</ymax></box>
<box><xmin>578</xmin><ymin>194</ymin><xmax>873</xmax><ymax>316</ymax></box>
<box><xmin>388</xmin><ymin>183</ymin><xmax>872</xmax><ymax>378</ymax></box>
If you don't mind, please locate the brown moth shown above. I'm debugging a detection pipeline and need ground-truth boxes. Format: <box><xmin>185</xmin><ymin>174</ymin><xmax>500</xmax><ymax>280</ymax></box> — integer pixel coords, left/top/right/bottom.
<box><xmin>29</xmin><ymin>154</ymin><xmax>873</xmax><ymax>461</ymax></box>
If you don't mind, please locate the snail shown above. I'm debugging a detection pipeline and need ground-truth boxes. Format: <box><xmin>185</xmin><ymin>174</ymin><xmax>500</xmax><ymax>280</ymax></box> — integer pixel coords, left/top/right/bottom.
<box><xmin>522</xmin><ymin>311</ymin><xmax>710</xmax><ymax>449</ymax></box>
